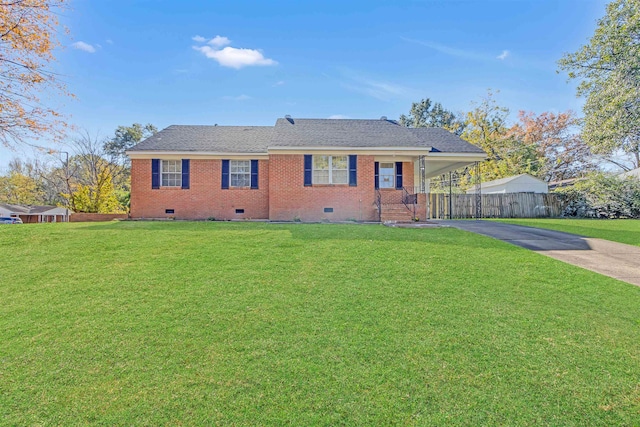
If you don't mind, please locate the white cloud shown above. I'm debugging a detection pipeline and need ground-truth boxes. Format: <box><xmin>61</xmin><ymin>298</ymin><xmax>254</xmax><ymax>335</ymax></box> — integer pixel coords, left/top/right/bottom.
<box><xmin>192</xmin><ymin>35</ymin><xmax>206</xmax><ymax>43</ymax></box>
<box><xmin>194</xmin><ymin>45</ymin><xmax>277</xmax><ymax>69</ymax></box>
<box><xmin>71</xmin><ymin>41</ymin><xmax>96</xmax><ymax>53</ymax></box>
<box><xmin>328</xmin><ymin>115</ymin><xmax>350</xmax><ymax>119</ymax></box>
<box><xmin>221</xmin><ymin>94</ymin><xmax>252</xmax><ymax>101</ymax></box>
<box><xmin>208</xmin><ymin>35</ymin><xmax>231</xmax><ymax>47</ymax></box>
<box><xmin>497</xmin><ymin>50</ymin><xmax>510</xmax><ymax>60</ymax></box>
<box><xmin>273</xmin><ymin>80</ymin><xmax>285</xmax><ymax>86</ymax></box>
<box><xmin>105</xmin><ymin>39</ymin><xmax>113</xmax><ymax>45</ymax></box>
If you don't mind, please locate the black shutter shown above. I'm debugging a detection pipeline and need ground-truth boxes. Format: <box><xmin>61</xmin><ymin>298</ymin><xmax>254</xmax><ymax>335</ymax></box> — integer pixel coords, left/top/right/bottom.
<box><xmin>151</xmin><ymin>159</ymin><xmax>160</xmax><ymax>189</ymax></box>
<box><xmin>349</xmin><ymin>155</ymin><xmax>357</xmax><ymax>187</ymax></box>
<box><xmin>250</xmin><ymin>160</ymin><xmax>258</xmax><ymax>189</ymax></box>
<box><xmin>395</xmin><ymin>162</ymin><xmax>403</xmax><ymax>189</ymax></box>
<box><xmin>374</xmin><ymin>162</ymin><xmax>379</xmax><ymax>190</ymax></box>
<box><xmin>221</xmin><ymin>159</ymin><xmax>229</xmax><ymax>189</ymax></box>
<box><xmin>304</xmin><ymin>155</ymin><xmax>312</xmax><ymax>186</ymax></box>
<box><xmin>181</xmin><ymin>159</ymin><xmax>190</xmax><ymax>189</ymax></box>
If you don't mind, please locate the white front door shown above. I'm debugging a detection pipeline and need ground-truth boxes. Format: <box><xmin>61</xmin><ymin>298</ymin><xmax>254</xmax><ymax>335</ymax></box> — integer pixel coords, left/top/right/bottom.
<box><xmin>379</xmin><ymin>162</ymin><xmax>395</xmax><ymax>188</ymax></box>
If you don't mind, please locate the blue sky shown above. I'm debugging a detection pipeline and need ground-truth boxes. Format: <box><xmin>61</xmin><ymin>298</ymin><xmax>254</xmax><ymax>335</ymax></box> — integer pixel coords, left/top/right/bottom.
<box><xmin>0</xmin><ymin>0</ymin><xmax>607</xmax><ymax>170</ymax></box>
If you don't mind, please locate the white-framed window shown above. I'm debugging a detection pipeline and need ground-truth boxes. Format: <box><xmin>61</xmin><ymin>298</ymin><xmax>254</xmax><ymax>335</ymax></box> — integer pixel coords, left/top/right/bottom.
<box><xmin>313</xmin><ymin>155</ymin><xmax>348</xmax><ymax>184</ymax></box>
<box><xmin>379</xmin><ymin>162</ymin><xmax>395</xmax><ymax>189</ymax></box>
<box><xmin>230</xmin><ymin>160</ymin><xmax>251</xmax><ymax>187</ymax></box>
<box><xmin>161</xmin><ymin>160</ymin><xmax>182</xmax><ymax>187</ymax></box>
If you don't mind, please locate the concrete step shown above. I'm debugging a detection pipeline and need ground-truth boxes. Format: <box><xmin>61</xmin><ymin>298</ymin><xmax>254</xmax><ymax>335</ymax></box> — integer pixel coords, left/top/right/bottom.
<box><xmin>380</xmin><ymin>203</ymin><xmax>414</xmax><ymax>222</ymax></box>
<box><xmin>381</xmin><ymin>213</ymin><xmax>414</xmax><ymax>221</ymax></box>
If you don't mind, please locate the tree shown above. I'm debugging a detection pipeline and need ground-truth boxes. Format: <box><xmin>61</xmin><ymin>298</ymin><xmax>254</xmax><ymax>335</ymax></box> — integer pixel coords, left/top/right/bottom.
<box><xmin>61</xmin><ymin>131</ymin><xmax>127</xmax><ymax>213</ymax></box>
<box><xmin>0</xmin><ymin>0</ymin><xmax>71</xmax><ymax>148</ymax></box>
<box><xmin>0</xmin><ymin>157</ymin><xmax>47</xmax><ymax>204</ymax></box>
<box><xmin>460</xmin><ymin>91</ymin><xmax>535</xmax><ymax>182</ymax></box>
<box><xmin>0</xmin><ymin>170</ymin><xmax>43</xmax><ymax>204</ymax></box>
<box><xmin>103</xmin><ymin>123</ymin><xmax>157</xmax><ymax>163</ymax></box>
<box><xmin>508</xmin><ymin>110</ymin><xmax>595</xmax><ymax>182</ymax></box>
<box><xmin>66</xmin><ymin>169</ymin><xmax>123</xmax><ymax>213</ymax></box>
<box><xmin>399</xmin><ymin>98</ymin><xmax>465</xmax><ymax>135</ymax></box>
<box><xmin>558</xmin><ymin>0</ymin><xmax>640</xmax><ymax>168</ymax></box>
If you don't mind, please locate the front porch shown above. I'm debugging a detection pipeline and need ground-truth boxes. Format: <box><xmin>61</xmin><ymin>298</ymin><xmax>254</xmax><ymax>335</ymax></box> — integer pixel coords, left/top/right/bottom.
<box><xmin>372</xmin><ymin>153</ymin><xmax>484</xmax><ymax>222</ymax></box>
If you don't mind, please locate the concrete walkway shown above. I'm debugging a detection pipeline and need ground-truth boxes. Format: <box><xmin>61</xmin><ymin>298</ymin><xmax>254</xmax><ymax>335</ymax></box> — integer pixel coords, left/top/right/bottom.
<box><xmin>437</xmin><ymin>220</ymin><xmax>640</xmax><ymax>286</ymax></box>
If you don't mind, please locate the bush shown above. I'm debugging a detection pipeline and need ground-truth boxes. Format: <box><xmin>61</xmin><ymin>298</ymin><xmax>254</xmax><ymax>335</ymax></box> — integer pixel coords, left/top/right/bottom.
<box><xmin>555</xmin><ymin>173</ymin><xmax>640</xmax><ymax>218</ymax></box>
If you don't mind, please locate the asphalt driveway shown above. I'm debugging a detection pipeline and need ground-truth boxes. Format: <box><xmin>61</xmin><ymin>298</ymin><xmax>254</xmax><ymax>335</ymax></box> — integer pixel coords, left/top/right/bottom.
<box><xmin>438</xmin><ymin>220</ymin><xmax>640</xmax><ymax>287</ymax></box>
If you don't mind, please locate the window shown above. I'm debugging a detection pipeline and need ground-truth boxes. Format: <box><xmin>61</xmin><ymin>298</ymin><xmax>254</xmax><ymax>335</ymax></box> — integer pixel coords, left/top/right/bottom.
<box><xmin>230</xmin><ymin>160</ymin><xmax>251</xmax><ymax>187</ymax></box>
<box><xmin>313</xmin><ymin>155</ymin><xmax>348</xmax><ymax>184</ymax></box>
<box><xmin>379</xmin><ymin>162</ymin><xmax>395</xmax><ymax>189</ymax></box>
<box><xmin>161</xmin><ymin>160</ymin><xmax>182</xmax><ymax>187</ymax></box>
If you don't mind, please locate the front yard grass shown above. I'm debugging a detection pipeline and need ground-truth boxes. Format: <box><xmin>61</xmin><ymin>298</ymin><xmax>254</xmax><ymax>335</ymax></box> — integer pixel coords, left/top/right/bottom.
<box><xmin>1</xmin><ymin>221</ymin><xmax>639</xmax><ymax>425</ymax></box>
<box><xmin>493</xmin><ymin>218</ymin><xmax>640</xmax><ymax>247</ymax></box>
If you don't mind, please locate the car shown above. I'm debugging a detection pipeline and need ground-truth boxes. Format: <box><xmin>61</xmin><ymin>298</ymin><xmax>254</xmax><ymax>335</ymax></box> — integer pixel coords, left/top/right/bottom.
<box><xmin>0</xmin><ymin>217</ymin><xmax>23</xmax><ymax>224</ymax></box>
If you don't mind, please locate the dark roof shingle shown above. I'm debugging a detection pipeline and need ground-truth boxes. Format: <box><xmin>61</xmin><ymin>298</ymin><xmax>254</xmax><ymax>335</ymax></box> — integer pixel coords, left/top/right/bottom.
<box><xmin>407</xmin><ymin>128</ymin><xmax>485</xmax><ymax>153</ymax></box>
<box><xmin>127</xmin><ymin>118</ymin><xmax>485</xmax><ymax>155</ymax></box>
<box><xmin>128</xmin><ymin>125</ymin><xmax>273</xmax><ymax>153</ymax></box>
<box><xmin>270</xmin><ymin>118</ymin><xmax>424</xmax><ymax>147</ymax></box>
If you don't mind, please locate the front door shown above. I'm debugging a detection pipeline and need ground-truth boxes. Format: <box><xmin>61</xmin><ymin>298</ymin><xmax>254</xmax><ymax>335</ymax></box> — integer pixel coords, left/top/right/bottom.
<box><xmin>379</xmin><ymin>162</ymin><xmax>395</xmax><ymax>188</ymax></box>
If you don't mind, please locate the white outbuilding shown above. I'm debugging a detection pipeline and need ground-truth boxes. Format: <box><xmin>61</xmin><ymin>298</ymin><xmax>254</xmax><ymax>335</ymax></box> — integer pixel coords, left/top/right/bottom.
<box><xmin>467</xmin><ymin>173</ymin><xmax>548</xmax><ymax>194</ymax></box>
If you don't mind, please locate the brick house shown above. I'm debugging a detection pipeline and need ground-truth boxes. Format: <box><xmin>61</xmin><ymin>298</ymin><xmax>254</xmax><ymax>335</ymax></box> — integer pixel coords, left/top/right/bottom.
<box><xmin>127</xmin><ymin>117</ymin><xmax>486</xmax><ymax>222</ymax></box>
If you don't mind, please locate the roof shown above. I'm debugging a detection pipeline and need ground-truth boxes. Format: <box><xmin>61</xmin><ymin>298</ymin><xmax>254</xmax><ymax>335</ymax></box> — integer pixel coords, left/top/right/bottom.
<box><xmin>128</xmin><ymin>117</ymin><xmax>485</xmax><ymax>154</ymax></box>
<box><xmin>481</xmin><ymin>173</ymin><xmax>546</xmax><ymax>188</ymax></box>
<box><xmin>128</xmin><ymin>125</ymin><xmax>273</xmax><ymax>153</ymax></box>
<box><xmin>407</xmin><ymin>128</ymin><xmax>485</xmax><ymax>153</ymax></box>
<box><xmin>271</xmin><ymin>118</ymin><xmax>424</xmax><ymax>148</ymax></box>
<box><xmin>0</xmin><ymin>203</ymin><xmax>69</xmax><ymax>214</ymax></box>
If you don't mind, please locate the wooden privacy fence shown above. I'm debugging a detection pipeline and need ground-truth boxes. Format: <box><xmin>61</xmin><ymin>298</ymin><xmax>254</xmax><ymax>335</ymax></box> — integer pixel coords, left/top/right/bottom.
<box><xmin>428</xmin><ymin>193</ymin><xmax>564</xmax><ymax>219</ymax></box>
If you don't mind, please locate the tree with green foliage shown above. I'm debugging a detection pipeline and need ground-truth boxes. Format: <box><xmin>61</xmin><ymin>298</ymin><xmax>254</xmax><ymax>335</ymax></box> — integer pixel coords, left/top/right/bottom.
<box><xmin>558</xmin><ymin>0</ymin><xmax>640</xmax><ymax>168</ymax></box>
<box><xmin>399</xmin><ymin>98</ymin><xmax>465</xmax><ymax>135</ymax></box>
<box><xmin>460</xmin><ymin>92</ymin><xmax>537</xmax><ymax>183</ymax></box>
<box><xmin>103</xmin><ymin>123</ymin><xmax>157</xmax><ymax>163</ymax></box>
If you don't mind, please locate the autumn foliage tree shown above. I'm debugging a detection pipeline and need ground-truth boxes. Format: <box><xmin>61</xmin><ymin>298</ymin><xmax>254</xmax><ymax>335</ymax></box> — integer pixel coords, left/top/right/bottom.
<box><xmin>508</xmin><ymin>110</ymin><xmax>594</xmax><ymax>182</ymax></box>
<box><xmin>0</xmin><ymin>0</ymin><xmax>71</xmax><ymax>147</ymax></box>
<box><xmin>61</xmin><ymin>131</ymin><xmax>127</xmax><ymax>213</ymax></box>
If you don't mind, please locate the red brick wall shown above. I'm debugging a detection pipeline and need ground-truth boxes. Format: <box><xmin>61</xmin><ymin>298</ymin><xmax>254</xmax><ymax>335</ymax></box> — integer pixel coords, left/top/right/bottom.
<box><xmin>130</xmin><ymin>159</ymin><xmax>269</xmax><ymax>220</ymax></box>
<box><xmin>268</xmin><ymin>155</ymin><xmax>412</xmax><ymax>222</ymax></box>
<box><xmin>416</xmin><ymin>193</ymin><xmax>428</xmax><ymax>221</ymax></box>
<box><xmin>131</xmin><ymin>157</ymin><xmax>415</xmax><ymax>222</ymax></box>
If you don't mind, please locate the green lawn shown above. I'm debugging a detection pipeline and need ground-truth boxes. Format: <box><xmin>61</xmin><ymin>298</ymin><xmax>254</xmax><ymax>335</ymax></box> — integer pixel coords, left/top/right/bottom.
<box><xmin>1</xmin><ymin>222</ymin><xmax>640</xmax><ymax>426</ymax></box>
<box><xmin>492</xmin><ymin>218</ymin><xmax>640</xmax><ymax>247</ymax></box>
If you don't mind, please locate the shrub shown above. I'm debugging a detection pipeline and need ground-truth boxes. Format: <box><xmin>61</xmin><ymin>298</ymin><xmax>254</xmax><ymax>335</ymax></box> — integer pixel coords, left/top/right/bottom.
<box><xmin>555</xmin><ymin>173</ymin><xmax>640</xmax><ymax>218</ymax></box>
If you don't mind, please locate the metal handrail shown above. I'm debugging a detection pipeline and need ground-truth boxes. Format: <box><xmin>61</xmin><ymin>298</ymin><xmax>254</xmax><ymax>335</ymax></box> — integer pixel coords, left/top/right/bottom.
<box><xmin>375</xmin><ymin>189</ymin><xmax>382</xmax><ymax>222</ymax></box>
<box><xmin>402</xmin><ymin>187</ymin><xmax>417</xmax><ymax>219</ymax></box>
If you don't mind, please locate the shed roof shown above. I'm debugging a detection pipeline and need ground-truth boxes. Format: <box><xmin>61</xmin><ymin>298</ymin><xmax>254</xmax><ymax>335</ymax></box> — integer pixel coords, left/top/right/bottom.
<box><xmin>481</xmin><ymin>173</ymin><xmax>546</xmax><ymax>188</ymax></box>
